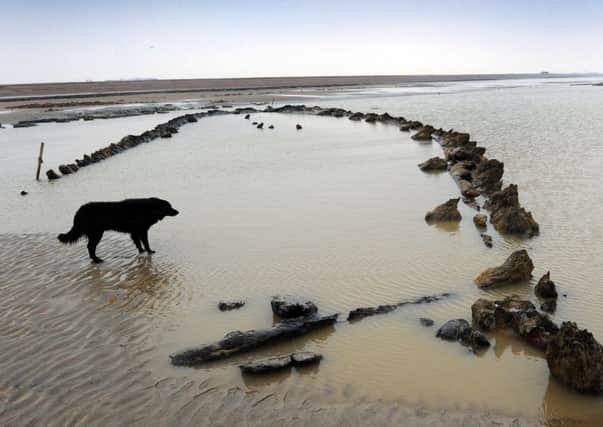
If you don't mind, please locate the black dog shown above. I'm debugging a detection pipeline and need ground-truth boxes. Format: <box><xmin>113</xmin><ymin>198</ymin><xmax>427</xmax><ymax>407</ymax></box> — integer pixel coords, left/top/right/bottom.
<box><xmin>58</xmin><ymin>197</ymin><xmax>179</xmax><ymax>263</ymax></box>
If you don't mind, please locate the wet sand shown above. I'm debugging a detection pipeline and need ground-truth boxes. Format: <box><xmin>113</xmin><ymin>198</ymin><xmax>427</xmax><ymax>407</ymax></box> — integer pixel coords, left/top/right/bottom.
<box><xmin>0</xmin><ymin>73</ymin><xmax>596</xmax><ymax>124</ymax></box>
<box><xmin>2</xmin><ymin>82</ymin><xmax>603</xmax><ymax>426</ymax></box>
<box><xmin>0</xmin><ymin>233</ymin><xmax>532</xmax><ymax>427</ymax></box>
<box><xmin>2</xmin><ymin>74</ymin><xmax>590</xmax><ymax>100</ymax></box>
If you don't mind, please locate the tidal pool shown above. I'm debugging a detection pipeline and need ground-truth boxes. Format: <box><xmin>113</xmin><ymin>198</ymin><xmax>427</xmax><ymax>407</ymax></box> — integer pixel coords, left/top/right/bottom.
<box><xmin>1</xmin><ymin>85</ymin><xmax>603</xmax><ymax>426</ymax></box>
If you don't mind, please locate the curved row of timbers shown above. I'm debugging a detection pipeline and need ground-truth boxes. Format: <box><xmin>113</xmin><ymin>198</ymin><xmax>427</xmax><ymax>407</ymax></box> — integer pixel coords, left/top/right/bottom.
<box><xmin>45</xmin><ymin>104</ymin><xmax>538</xmax><ymax>238</ymax></box>
<box><xmin>44</xmin><ymin>104</ymin><xmax>603</xmax><ymax>393</ymax></box>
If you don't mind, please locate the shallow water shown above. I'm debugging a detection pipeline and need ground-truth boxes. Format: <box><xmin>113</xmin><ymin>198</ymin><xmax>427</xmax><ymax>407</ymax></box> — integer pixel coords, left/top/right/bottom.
<box><xmin>1</xmin><ymin>80</ymin><xmax>603</xmax><ymax>426</ymax></box>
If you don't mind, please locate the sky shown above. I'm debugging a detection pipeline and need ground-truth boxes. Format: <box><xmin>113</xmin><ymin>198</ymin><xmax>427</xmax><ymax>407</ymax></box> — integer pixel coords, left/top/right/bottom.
<box><xmin>2</xmin><ymin>0</ymin><xmax>603</xmax><ymax>84</ymax></box>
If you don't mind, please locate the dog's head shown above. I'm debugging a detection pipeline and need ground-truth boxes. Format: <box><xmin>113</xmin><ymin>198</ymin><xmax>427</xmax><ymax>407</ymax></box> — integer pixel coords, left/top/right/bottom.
<box><xmin>150</xmin><ymin>198</ymin><xmax>179</xmax><ymax>220</ymax></box>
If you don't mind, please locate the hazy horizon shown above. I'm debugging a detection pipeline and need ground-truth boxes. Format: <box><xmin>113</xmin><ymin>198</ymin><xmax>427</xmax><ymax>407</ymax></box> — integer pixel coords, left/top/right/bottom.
<box><xmin>3</xmin><ymin>0</ymin><xmax>603</xmax><ymax>84</ymax></box>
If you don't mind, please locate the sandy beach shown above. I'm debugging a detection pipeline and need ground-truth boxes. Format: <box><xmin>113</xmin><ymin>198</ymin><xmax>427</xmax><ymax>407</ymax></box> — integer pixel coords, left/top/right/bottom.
<box><xmin>2</xmin><ymin>77</ymin><xmax>603</xmax><ymax>426</ymax></box>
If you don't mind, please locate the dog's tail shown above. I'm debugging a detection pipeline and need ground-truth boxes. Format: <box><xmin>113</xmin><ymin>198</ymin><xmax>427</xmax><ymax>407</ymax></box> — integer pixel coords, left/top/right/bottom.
<box><xmin>58</xmin><ymin>225</ymin><xmax>83</xmax><ymax>244</ymax></box>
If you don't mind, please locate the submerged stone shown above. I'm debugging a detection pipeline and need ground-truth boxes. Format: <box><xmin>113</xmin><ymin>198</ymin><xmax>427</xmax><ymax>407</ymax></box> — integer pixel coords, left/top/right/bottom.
<box><xmin>218</xmin><ymin>300</ymin><xmax>246</xmax><ymax>311</ymax></box>
<box><xmin>473</xmin><ymin>214</ymin><xmax>488</xmax><ymax>228</ymax></box>
<box><xmin>481</xmin><ymin>233</ymin><xmax>493</xmax><ymax>248</ymax></box>
<box><xmin>240</xmin><ymin>351</ymin><xmax>323</xmax><ymax>374</ymax></box>
<box><xmin>271</xmin><ymin>296</ymin><xmax>318</xmax><ymax>318</ymax></box>
<box><xmin>474</xmin><ymin>250</ymin><xmax>534</xmax><ymax>288</ymax></box>
<box><xmin>471</xmin><ymin>296</ymin><xmax>558</xmax><ymax>351</ymax></box>
<box><xmin>436</xmin><ymin>319</ymin><xmax>490</xmax><ymax>352</ymax></box>
<box><xmin>418</xmin><ymin>157</ymin><xmax>447</xmax><ymax>172</ymax></box>
<box><xmin>46</xmin><ymin>169</ymin><xmax>60</xmax><ymax>180</ymax></box>
<box><xmin>546</xmin><ymin>322</ymin><xmax>603</xmax><ymax>393</ymax></box>
<box><xmin>425</xmin><ymin>198</ymin><xmax>462</xmax><ymax>223</ymax></box>
<box><xmin>419</xmin><ymin>318</ymin><xmax>435</xmax><ymax>327</ymax></box>
<box><xmin>535</xmin><ymin>271</ymin><xmax>558</xmax><ymax>299</ymax></box>
<box><xmin>488</xmin><ymin>185</ymin><xmax>539</xmax><ymax>237</ymax></box>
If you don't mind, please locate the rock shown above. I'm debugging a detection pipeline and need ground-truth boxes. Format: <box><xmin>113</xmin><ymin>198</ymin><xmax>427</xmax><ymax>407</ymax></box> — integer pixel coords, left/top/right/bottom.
<box><xmin>46</xmin><ymin>169</ymin><xmax>60</xmax><ymax>180</ymax></box>
<box><xmin>268</xmin><ymin>125</ymin><xmax>274</xmax><ymax>129</ymax></box>
<box><xmin>461</xmin><ymin>329</ymin><xmax>491</xmax><ymax>351</ymax></box>
<box><xmin>348</xmin><ymin>293</ymin><xmax>451</xmax><ymax>322</ymax></box>
<box><xmin>218</xmin><ymin>300</ymin><xmax>246</xmax><ymax>311</ymax></box>
<box><xmin>170</xmin><ymin>314</ymin><xmax>338</xmax><ymax>366</ymax></box>
<box><xmin>474</xmin><ymin>250</ymin><xmax>534</xmax><ymax>288</ymax></box>
<box><xmin>20</xmin><ymin>190</ymin><xmax>28</xmax><ymax>196</ymax></box>
<box><xmin>457</xmin><ymin>179</ymin><xmax>480</xmax><ymax>199</ymax></box>
<box><xmin>425</xmin><ymin>198</ymin><xmax>462</xmax><ymax>223</ymax></box>
<box><xmin>546</xmin><ymin>322</ymin><xmax>603</xmax><ymax>393</ymax></box>
<box><xmin>437</xmin><ymin>319</ymin><xmax>472</xmax><ymax>341</ymax></box>
<box><xmin>472</xmin><ymin>159</ymin><xmax>504</xmax><ymax>192</ymax></box>
<box><xmin>471</xmin><ymin>299</ymin><xmax>497</xmax><ymax>331</ymax></box>
<box><xmin>240</xmin><ymin>355</ymin><xmax>292</xmax><ymax>373</ymax></box>
<box><xmin>240</xmin><ymin>352</ymin><xmax>322</xmax><ymax>374</ymax></box>
<box><xmin>252</xmin><ymin>121</ymin><xmax>258</xmax><ymax>125</ymax></box>
<box><xmin>256</xmin><ymin>122</ymin><xmax>264</xmax><ymax>129</ymax></box>
<box><xmin>411</xmin><ymin>126</ymin><xmax>434</xmax><ymax>141</ymax></box>
<box><xmin>471</xmin><ymin>296</ymin><xmax>558</xmax><ymax>350</ymax></box>
<box><xmin>445</xmin><ymin>147</ymin><xmax>485</xmax><ymax>164</ymax></box>
<box><xmin>296</xmin><ymin>124</ymin><xmax>302</xmax><ymax>130</ymax></box>
<box><xmin>419</xmin><ymin>318</ymin><xmax>435</xmax><ymax>327</ymax></box>
<box><xmin>488</xmin><ymin>185</ymin><xmax>539</xmax><ymax>237</ymax></box>
<box><xmin>418</xmin><ymin>157</ymin><xmax>447</xmax><ymax>172</ymax></box>
<box><xmin>473</xmin><ymin>214</ymin><xmax>488</xmax><ymax>228</ymax></box>
<box><xmin>377</xmin><ymin>112</ymin><xmax>398</xmax><ymax>124</ymax></box>
<box><xmin>58</xmin><ymin>164</ymin><xmax>73</xmax><ymax>175</ymax></box>
<box><xmin>535</xmin><ymin>272</ymin><xmax>558</xmax><ymax>299</ymax></box>
<box><xmin>399</xmin><ymin>123</ymin><xmax>412</xmax><ymax>131</ymax></box>
<box><xmin>318</xmin><ymin>108</ymin><xmax>349</xmax><ymax>118</ymax></box>
<box><xmin>291</xmin><ymin>351</ymin><xmax>322</xmax><ymax>366</ymax></box>
<box><xmin>463</xmin><ymin>198</ymin><xmax>481</xmax><ymax>211</ymax></box>
<box><xmin>349</xmin><ymin>112</ymin><xmax>365</xmax><ymax>121</ymax></box>
<box><xmin>436</xmin><ymin>130</ymin><xmax>471</xmax><ymax>147</ymax></box>
<box><xmin>541</xmin><ymin>300</ymin><xmax>557</xmax><ymax>314</ymax></box>
<box><xmin>244</xmin><ymin>114</ymin><xmax>250</xmax><ymax>119</ymax></box>
<box><xmin>449</xmin><ymin>162</ymin><xmax>474</xmax><ymax>180</ymax></box>
<box><xmin>436</xmin><ymin>319</ymin><xmax>490</xmax><ymax>352</ymax></box>
<box><xmin>271</xmin><ymin>296</ymin><xmax>318</xmax><ymax>318</ymax></box>
<box><xmin>480</xmin><ymin>233</ymin><xmax>493</xmax><ymax>248</ymax></box>
<box><xmin>364</xmin><ymin>113</ymin><xmax>378</xmax><ymax>123</ymax></box>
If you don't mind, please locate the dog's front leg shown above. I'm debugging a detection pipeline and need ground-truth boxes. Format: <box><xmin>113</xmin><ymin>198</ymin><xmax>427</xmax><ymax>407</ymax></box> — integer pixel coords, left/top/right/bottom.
<box><xmin>131</xmin><ymin>233</ymin><xmax>144</xmax><ymax>254</ymax></box>
<box><xmin>141</xmin><ymin>230</ymin><xmax>155</xmax><ymax>254</ymax></box>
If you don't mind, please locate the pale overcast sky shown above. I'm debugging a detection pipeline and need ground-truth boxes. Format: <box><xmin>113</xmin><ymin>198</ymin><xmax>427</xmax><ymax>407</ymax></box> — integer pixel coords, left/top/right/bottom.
<box><xmin>2</xmin><ymin>0</ymin><xmax>602</xmax><ymax>83</ymax></box>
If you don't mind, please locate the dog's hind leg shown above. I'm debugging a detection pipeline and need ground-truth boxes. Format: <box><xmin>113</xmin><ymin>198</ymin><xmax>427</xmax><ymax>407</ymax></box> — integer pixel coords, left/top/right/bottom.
<box><xmin>87</xmin><ymin>231</ymin><xmax>104</xmax><ymax>263</ymax></box>
<box><xmin>131</xmin><ymin>233</ymin><xmax>144</xmax><ymax>254</ymax></box>
<box><xmin>141</xmin><ymin>230</ymin><xmax>155</xmax><ymax>254</ymax></box>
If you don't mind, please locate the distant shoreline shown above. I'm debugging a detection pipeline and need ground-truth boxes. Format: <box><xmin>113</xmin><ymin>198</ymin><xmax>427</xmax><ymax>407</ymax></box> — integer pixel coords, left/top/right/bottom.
<box><xmin>1</xmin><ymin>73</ymin><xmax>599</xmax><ymax>102</ymax></box>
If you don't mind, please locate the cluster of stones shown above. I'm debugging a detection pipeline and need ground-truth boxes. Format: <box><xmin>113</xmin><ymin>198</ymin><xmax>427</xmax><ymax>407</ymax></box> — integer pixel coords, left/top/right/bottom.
<box><xmin>472</xmin><ymin>295</ymin><xmax>603</xmax><ymax>393</ymax></box>
<box><xmin>45</xmin><ymin>110</ymin><xmax>227</xmax><ymax>180</ymax></box>
<box><xmin>39</xmin><ymin>101</ymin><xmax>532</xmax><ymax>246</ymax></box>
<box><xmin>467</xmin><ymin>250</ymin><xmax>602</xmax><ymax>394</ymax></box>
<box><xmin>34</xmin><ymin>103</ymin><xmax>601</xmax><ymax>394</ymax></box>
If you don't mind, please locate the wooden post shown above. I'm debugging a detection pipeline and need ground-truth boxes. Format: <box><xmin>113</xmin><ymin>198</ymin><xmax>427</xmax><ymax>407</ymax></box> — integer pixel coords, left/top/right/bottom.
<box><xmin>36</xmin><ymin>142</ymin><xmax>44</xmax><ymax>181</ymax></box>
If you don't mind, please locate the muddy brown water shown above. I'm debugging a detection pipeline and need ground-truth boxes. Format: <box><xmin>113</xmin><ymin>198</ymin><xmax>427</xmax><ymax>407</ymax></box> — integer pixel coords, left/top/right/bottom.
<box><xmin>1</xmin><ymin>81</ymin><xmax>603</xmax><ymax>426</ymax></box>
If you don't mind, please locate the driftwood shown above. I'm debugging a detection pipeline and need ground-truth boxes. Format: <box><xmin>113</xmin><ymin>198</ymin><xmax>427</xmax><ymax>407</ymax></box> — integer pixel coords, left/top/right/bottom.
<box><xmin>170</xmin><ymin>314</ymin><xmax>338</xmax><ymax>366</ymax></box>
<box><xmin>239</xmin><ymin>352</ymin><xmax>322</xmax><ymax>374</ymax></box>
<box><xmin>347</xmin><ymin>293</ymin><xmax>451</xmax><ymax>322</ymax></box>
